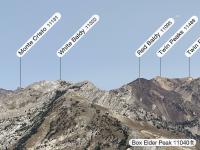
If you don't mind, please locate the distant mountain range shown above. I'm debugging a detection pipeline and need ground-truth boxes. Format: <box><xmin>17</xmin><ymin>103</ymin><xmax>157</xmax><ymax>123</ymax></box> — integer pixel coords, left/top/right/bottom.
<box><xmin>0</xmin><ymin>77</ymin><xmax>199</xmax><ymax>150</ymax></box>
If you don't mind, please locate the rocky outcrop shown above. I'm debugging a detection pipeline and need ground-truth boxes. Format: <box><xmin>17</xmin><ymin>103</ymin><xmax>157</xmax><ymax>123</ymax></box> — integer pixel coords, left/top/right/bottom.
<box><xmin>0</xmin><ymin>89</ymin><xmax>12</xmax><ymax>95</ymax></box>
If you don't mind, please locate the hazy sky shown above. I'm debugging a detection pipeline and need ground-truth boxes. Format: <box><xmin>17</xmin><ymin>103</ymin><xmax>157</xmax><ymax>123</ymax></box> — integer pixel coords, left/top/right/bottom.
<box><xmin>1</xmin><ymin>0</ymin><xmax>200</xmax><ymax>90</ymax></box>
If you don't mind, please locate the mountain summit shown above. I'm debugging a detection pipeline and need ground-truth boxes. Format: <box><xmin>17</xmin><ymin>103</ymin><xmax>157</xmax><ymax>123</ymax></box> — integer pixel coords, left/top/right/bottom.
<box><xmin>0</xmin><ymin>78</ymin><xmax>199</xmax><ymax>150</ymax></box>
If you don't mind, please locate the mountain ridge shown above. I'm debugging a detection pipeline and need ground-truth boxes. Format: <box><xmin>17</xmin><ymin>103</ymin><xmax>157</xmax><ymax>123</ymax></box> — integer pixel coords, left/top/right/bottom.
<box><xmin>0</xmin><ymin>77</ymin><xmax>199</xmax><ymax>150</ymax></box>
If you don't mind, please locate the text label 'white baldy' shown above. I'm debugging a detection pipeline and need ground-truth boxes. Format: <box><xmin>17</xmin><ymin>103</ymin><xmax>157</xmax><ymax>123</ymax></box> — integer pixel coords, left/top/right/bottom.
<box><xmin>135</xmin><ymin>18</ymin><xmax>175</xmax><ymax>57</ymax></box>
<box><xmin>17</xmin><ymin>12</ymin><xmax>61</xmax><ymax>57</ymax></box>
<box><xmin>157</xmin><ymin>16</ymin><xmax>198</xmax><ymax>57</ymax></box>
<box><xmin>57</xmin><ymin>15</ymin><xmax>100</xmax><ymax>57</ymax></box>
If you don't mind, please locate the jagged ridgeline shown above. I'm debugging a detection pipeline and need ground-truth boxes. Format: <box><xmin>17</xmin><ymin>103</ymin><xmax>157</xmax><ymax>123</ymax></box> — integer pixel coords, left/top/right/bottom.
<box><xmin>0</xmin><ymin>77</ymin><xmax>199</xmax><ymax>150</ymax></box>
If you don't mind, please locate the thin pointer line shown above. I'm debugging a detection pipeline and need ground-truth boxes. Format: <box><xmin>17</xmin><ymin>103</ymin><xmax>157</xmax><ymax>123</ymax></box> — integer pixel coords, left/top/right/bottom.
<box><xmin>138</xmin><ymin>57</ymin><xmax>141</xmax><ymax>98</ymax></box>
<box><xmin>139</xmin><ymin>57</ymin><xmax>141</xmax><ymax>78</ymax></box>
<box><xmin>20</xmin><ymin>57</ymin><xmax>22</xmax><ymax>88</ymax></box>
<box><xmin>189</xmin><ymin>57</ymin><xmax>191</xmax><ymax>77</ymax></box>
<box><xmin>60</xmin><ymin>57</ymin><xmax>62</xmax><ymax>80</ymax></box>
<box><xmin>160</xmin><ymin>57</ymin><xmax>162</xmax><ymax>77</ymax></box>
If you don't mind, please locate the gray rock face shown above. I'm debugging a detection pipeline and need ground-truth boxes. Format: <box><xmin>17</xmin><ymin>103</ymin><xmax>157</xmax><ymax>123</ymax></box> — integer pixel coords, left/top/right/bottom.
<box><xmin>0</xmin><ymin>88</ymin><xmax>12</xmax><ymax>96</ymax></box>
<box><xmin>0</xmin><ymin>78</ymin><xmax>199</xmax><ymax>150</ymax></box>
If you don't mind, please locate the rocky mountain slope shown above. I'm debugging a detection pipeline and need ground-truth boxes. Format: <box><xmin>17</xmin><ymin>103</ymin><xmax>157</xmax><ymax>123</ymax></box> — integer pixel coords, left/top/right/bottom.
<box><xmin>0</xmin><ymin>77</ymin><xmax>199</xmax><ymax>150</ymax></box>
<box><xmin>0</xmin><ymin>88</ymin><xmax>12</xmax><ymax>95</ymax></box>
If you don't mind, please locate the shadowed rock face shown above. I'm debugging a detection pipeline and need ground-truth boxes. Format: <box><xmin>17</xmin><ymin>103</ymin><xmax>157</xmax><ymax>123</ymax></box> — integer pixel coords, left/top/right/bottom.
<box><xmin>0</xmin><ymin>78</ymin><xmax>199</xmax><ymax>150</ymax></box>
